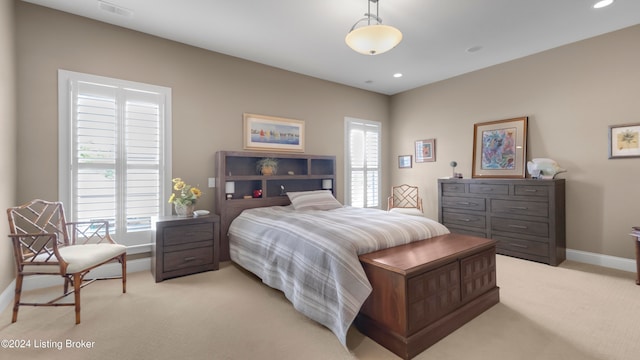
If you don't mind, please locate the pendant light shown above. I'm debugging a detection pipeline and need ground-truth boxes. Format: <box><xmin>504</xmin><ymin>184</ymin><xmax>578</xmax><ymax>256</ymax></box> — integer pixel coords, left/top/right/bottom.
<box><xmin>345</xmin><ymin>0</ymin><xmax>403</xmax><ymax>55</ymax></box>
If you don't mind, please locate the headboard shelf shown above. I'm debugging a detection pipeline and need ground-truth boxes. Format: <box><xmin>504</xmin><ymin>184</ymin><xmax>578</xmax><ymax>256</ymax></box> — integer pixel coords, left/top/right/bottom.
<box><xmin>215</xmin><ymin>150</ymin><xmax>337</xmax><ymax>261</ymax></box>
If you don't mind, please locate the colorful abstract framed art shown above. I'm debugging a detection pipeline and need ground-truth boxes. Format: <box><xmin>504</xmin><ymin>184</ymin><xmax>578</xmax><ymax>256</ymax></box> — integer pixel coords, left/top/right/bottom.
<box><xmin>472</xmin><ymin>117</ymin><xmax>528</xmax><ymax>178</ymax></box>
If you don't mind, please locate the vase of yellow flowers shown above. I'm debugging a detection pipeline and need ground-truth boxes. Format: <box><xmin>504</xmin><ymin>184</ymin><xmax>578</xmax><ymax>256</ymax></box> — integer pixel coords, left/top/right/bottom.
<box><xmin>168</xmin><ymin>178</ymin><xmax>202</xmax><ymax>217</ymax></box>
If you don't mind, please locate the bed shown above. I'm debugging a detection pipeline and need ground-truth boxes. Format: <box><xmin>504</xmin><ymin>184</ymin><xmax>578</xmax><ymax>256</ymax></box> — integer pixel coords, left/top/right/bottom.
<box><xmin>228</xmin><ymin>197</ymin><xmax>451</xmax><ymax>346</ymax></box>
<box><xmin>216</xmin><ymin>151</ymin><xmax>498</xmax><ymax>359</ymax></box>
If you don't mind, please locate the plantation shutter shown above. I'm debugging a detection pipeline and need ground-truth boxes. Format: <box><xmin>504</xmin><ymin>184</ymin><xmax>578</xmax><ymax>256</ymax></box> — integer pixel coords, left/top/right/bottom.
<box><xmin>59</xmin><ymin>70</ymin><xmax>172</xmax><ymax>250</ymax></box>
<box><xmin>345</xmin><ymin>118</ymin><xmax>380</xmax><ymax>208</ymax></box>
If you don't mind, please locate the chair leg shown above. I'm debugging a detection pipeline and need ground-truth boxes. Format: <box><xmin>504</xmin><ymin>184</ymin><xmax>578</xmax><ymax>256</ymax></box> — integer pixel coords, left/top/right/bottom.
<box><xmin>12</xmin><ymin>274</ymin><xmax>23</xmax><ymax>323</ymax></box>
<box><xmin>73</xmin><ymin>273</ymin><xmax>81</xmax><ymax>324</ymax></box>
<box><xmin>121</xmin><ymin>254</ymin><xmax>127</xmax><ymax>293</ymax></box>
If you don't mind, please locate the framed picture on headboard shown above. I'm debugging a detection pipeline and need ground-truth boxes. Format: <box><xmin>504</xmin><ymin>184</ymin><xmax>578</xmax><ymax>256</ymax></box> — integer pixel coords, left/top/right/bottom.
<box><xmin>243</xmin><ymin>113</ymin><xmax>305</xmax><ymax>152</ymax></box>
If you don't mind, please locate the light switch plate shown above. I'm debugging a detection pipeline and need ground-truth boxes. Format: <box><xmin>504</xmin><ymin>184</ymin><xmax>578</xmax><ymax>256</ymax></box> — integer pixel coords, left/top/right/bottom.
<box><xmin>208</xmin><ymin>177</ymin><xmax>216</xmax><ymax>188</ymax></box>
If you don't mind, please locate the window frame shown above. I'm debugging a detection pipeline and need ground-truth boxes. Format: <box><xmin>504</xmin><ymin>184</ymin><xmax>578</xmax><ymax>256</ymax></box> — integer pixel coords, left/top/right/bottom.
<box><xmin>344</xmin><ymin>117</ymin><xmax>381</xmax><ymax>208</ymax></box>
<box><xmin>58</xmin><ymin>70</ymin><xmax>172</xmax><ymax>253</ymax></box>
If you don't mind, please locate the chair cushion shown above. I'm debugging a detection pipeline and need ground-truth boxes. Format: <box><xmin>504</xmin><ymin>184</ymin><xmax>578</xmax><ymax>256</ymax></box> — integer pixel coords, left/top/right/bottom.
<box><xmin>389</xmin><ymin>207</ymin><xmax>424</xmax><ymax>217</ymax></box>
<box><xmin>23</xmin><ymin>244</ymin><xmax>126</xmax><ymax>274</ymax></box>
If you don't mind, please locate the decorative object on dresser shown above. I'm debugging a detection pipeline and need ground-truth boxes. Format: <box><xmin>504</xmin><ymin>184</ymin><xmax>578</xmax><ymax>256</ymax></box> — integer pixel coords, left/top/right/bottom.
<box><xmin>215</xmin><ymin>150</ymin><xmax>336</xmax><ymax>261</ymax></box>
<box><xmin>151</xmin><ymin>215</ymin><xmax>220</xmax><ymax>282</ymax></box>
<box><xmin>472</xmin><ymin>116</ymin><xmax>528</xmax><ymax>178</ymax></box>
<box><xmin>243</xmin><ymin>113</ymin><xmax>305</xmax><ymax>153</ymax></box>
<box><xmin>415</xmin><ymin>138</ymin><xmax>436</xmax><ymax>162</ymax></box>
<box><xmin>527</xmin><ymin>158</ymin><xmax>567</xmax><ymax>179</ymax></box>
<box><xmin>608</xmin><ymin>122</ymin><xmax>640</xmax><ymax>159</ymax></box>
<box><xmin>256</xmin><ymin>157</ymin><xmax>279</xmax><ymax>175</ymax></box>
<box><xmin>438</xmin><ymin>178</ymin><xmax>566</xmax><ymax>266</ymax></box>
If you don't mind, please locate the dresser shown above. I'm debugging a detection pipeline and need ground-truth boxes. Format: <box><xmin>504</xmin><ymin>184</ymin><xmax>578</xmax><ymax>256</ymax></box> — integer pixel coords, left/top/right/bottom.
<box><xmin>438</xmin><ymin>178</ymin><xmax>565</xmax><ymax>265</ymax></box>
<box><xmin>151</xmin><ymin>215</ymin><xmax>220</xmax><ymax>282</ymax></box>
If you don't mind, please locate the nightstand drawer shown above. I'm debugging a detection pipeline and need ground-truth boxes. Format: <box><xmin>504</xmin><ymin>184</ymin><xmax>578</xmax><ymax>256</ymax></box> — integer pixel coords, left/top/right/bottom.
<box><xmin>491</xmin><ymin>199</ymin><xmax>548</xmax><ymax>217</ymax></box>
<box><xmin>442</xmin><ymin>196</ymin><xmax>486</xmax><ymax>211</ymax></box>
<box><xmin>491</xmin><ymin>217</ymin><xmax>548</xmax><ymax>237</ymax></box>
<box><xmin>163</xmin><ymin>223</ymin><xmax>213</xmax><ymax>246</ymax></box>
<box><xmin>164</xmin><ymin>245</ymin><xmax>214</xmax><ymax>272</ymax></box>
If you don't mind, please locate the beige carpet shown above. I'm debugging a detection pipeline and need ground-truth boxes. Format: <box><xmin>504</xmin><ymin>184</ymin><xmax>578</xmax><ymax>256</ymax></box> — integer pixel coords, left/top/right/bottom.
<box><xmin>1</xmin><ymin>255</ymin><xmax>640</xmax><ymax>360</ymax></box>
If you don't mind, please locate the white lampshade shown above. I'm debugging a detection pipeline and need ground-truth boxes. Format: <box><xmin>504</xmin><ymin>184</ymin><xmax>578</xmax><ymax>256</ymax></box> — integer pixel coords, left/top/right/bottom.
<box><xmin>225</xmin><ymin>181</ymin><xmax>235</xmax><ymax>194</ymax></box>
<box><xmin>322</xmin><ymin>179</ymin><xmax>333</xmax><ymax>190</ymax></box>
<box><xmin>345</xmin><ymin>24</ymin><xmax>402</xmax><ymax>55</ymax></box>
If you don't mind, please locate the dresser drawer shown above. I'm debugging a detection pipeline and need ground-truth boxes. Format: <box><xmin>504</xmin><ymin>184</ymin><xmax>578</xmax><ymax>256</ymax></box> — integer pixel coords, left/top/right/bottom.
<box><xmin>163</xmin><ymin>223</ymin><xmax>213</xmax><ymax>246</ymax></box>
<box><xmin>164</xmin><ymin>245</ymin><xmax>214</xmax><ymax>272</ymax></box>
<box><xmin>491</xmin><ymin>217</ymin><xmax>549</xmax><ymax>237</ymax></box>
<box><xmin>491</xmin><ymin>199</ymin><xmax>548</xmax><ymax>217</ymax></box>
<box><xmin>441</xmin><ymin>196</ymin><xmax>486</xmax><ymax>211</ymax></box>
<box><xmin>514</xmin><ymin>185</ymin><xmax>549</xmax><ymax>197</ymax></box>
<box><xmin>442</xmin><ymin>211</ymin><xmax>486</xmax><ymax>229</ymax></box>
<box><xmin>494</xmin><ymin>235</ymin><xmax>549</xmax><ymax>257</ymax></box>
<box><xmin>469</xmin><ymin>183</ymin><xmax>508</xmax><ymax>195</ymax></box>
<box><xmin>441</xmin><ymin>183</ymin><xmax>465</xmax><ymax>193</ymax></box>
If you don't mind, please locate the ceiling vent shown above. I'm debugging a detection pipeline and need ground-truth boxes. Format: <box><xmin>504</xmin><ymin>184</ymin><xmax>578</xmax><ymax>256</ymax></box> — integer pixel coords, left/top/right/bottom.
<box><xmin>98</xmin><ymin>1</ymin><xmax>133</xmax><ymax>18</ymax></box>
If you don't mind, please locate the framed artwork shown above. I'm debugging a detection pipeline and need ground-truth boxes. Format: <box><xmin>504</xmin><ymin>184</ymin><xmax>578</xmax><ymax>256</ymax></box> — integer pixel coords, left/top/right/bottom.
<box><xmin>415</xmin><ymin>139</ymin><xmax>436</xmax><ymax>163</ymax></box>
<box><xmin>608</xmin><ymin>123</ymin><xmax>640</xmax><ymax>159</ymax></box>
<box><xmin>472</xmin><ymin>116</ymin><xmax>528</xmax><ymax>178</ymax></box>
<box><xmin>398</xmin><ymin>155</ymin><xmax>412</xmax><ymax>168</ymax></box>
<box><xmin>243</xmin><ymin>113</ymin><xmax>305</xmax><ymax>152</ymax></box>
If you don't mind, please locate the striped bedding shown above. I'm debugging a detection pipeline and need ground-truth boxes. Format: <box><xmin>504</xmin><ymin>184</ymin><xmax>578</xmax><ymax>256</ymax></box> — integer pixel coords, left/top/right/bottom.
<box><xmin>228</xmin><ymin>205</ymin><xmax>450</xmax><ymax>346</ymax></box>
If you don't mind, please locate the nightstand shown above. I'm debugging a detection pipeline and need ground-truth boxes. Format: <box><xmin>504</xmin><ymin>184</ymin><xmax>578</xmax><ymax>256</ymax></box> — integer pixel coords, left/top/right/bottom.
<box><xmin>151</xmin><ymin>214</ymin><xmax>220</xmax><ymax>282</ymax></box>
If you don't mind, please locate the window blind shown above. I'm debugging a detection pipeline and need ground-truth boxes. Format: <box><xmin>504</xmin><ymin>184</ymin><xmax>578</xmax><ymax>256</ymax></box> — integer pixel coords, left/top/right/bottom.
<box><xmin>345</xmin><ymin>118</ymin><xmax>380</xmax><ymax>208</ymax></box>
<box><xmin>59</xmin><ymin>70</ymin><xmax>172</xmax><ymax>250</ymax></box>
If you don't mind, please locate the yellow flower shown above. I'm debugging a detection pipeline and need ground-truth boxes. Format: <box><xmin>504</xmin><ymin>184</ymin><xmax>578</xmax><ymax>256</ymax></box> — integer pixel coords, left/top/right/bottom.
<box><xmin>191</xmin><ymin>187</ymin><xmax>202</xmax><ymax>198</ymax></box>
<box><xmin>173</xmin><ymin>180</ymin><xmax>185</xmax><ymax>191</ymax></box>
<box><xmin>168</xmin><ymin>193</ymin><xmax>175</xmax><ymax>203</ymax></box>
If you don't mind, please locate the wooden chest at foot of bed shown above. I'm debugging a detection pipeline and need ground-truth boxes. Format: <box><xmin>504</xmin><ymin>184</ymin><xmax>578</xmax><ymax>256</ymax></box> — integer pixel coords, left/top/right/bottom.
<box><xmin>356</xmin><ymin>233</ymin><xmax>499</xmax><ymax>360</ymax></box>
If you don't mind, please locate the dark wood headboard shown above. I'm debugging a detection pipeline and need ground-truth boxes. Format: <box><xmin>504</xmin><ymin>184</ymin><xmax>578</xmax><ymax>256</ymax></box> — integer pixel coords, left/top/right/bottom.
<box><xmin>214</xmin><ymin>151</ymin><xmax>336</xmax><ymax>261</ymax></box>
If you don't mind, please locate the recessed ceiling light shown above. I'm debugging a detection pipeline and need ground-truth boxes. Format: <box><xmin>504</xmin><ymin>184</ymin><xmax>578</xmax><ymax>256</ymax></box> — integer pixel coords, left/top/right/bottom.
<box><xmin>466</xmin><ymin>45</ymin><xmax>483</xmax><ymax>53</ymax></box>
<box><xmin>393</xmin><ymin>73</ymin><xmax>403</xmax><ymax>78</ymax></box>
<box><xmin>593</xmin><ymin>0</ymin><xmax>614</xmax><ymax>9</ymax></box>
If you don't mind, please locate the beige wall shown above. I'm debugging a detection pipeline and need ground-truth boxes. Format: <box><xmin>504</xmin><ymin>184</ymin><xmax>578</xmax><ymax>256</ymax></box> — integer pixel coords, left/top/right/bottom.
<box><xmin>1</xmin><ymin>1</ymin><xmax>17</xmax><ymax>292</ymax></box>
<box><xmin>390</xmin><ymin>25</ymin><xmax>640</xmax><ymax>259</ymax></box>
<box><xmin>15</xmin><ymin>3</ymin><xmax>390</xmax><ymax>207</ymax></box>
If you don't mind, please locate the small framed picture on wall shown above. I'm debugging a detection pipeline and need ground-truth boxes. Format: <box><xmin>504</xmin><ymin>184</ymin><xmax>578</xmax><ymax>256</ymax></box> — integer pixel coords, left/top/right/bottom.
<box><xmin>415</xmin><ymin>139</ymin><xmax>436</xmax><ymax>163</ymax></box>
<box><xmin>398</xmin><ymin>155</ymin><xmax>412</xmax><ymax>168</ymax></box>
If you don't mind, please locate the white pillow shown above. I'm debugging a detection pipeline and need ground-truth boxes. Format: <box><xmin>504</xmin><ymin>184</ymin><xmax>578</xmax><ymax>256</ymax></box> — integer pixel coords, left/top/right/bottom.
<box><xmin>287</xmin><ymin>190</ymin><xmax>342</xmax><ymax>211</ymax></box>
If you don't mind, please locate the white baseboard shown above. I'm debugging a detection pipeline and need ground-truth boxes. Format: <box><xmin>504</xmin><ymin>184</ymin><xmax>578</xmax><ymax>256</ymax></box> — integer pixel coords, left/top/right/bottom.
<box><xmin>566</xmin><ymin>249</ymin><xmax>636</xmax><ymax>273</ymax></box>
<box><xmin>0</xmin><ymin>257</ymin><xmax>150</xmax><ymax>316</ymax></box>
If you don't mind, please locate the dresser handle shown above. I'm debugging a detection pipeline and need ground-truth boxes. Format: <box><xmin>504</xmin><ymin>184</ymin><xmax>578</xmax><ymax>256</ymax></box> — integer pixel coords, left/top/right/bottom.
<box><xmin>509</xmin><ymin>243</ymin><xmax>529</xmax><ymax>248</ymax></box>
<box><xmin>457</xmin><ymin>201</ymin><xmax>471</xmax><ymax>205</ymax></box>
<box><xmin>183</xmin><ymin>257</ymin><xmax>197</xmax><ymax>262</ymax></box>
<box><xmin>524</xmin><ymin>189</ymin><xmax>537</xmax><ymax>192</ymax></box>
<box><xmin>482</xmin><ymin>188</ymin><xmax>493</xmax><ymax>191</ymax></box>
<box><xmin>461</xmin><ymin>218</ymin><xmax>472</xmax><ymax>222</ymax></box>
<box><xmin>510</xmin><ymin>206</ymin><xmax>528</xmax><ymax>210</ymax></box>
<box><xmin>508</xmin><ymin>224</ymin><xmax>528</xmax><ymax>229</ymax></box>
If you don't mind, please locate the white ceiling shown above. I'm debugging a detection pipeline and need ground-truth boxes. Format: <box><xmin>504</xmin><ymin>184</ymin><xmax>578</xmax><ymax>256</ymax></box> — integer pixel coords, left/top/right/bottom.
<box><xmin>22</xmin><ymin>0</ymin><xmax>640</xmax><ymax>95</ymax></box>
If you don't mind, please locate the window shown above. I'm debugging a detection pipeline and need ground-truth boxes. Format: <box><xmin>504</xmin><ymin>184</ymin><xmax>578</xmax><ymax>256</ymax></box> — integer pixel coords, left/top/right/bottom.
<box><xmin>58</xmin><ymin>70</ymin><xmax>172</xmax><ymax>252</ymax></box>
<box><xmin>345</xmin><ymin>117</ymin><xmax>380</xmax><ymax>208</ymax></box>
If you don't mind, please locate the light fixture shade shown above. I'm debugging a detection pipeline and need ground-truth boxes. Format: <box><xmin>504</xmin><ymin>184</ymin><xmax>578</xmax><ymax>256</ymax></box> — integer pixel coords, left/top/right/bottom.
<box><xmin>322</xmin><ymin>179</ymin><xmax>333</xmax><ymax>190</ymax></box>
<box><xmin>345</xmin><ymin>24</ymin><xmax>402</xmax><ymax>55</ymax></box>
<box><xmin>225</xmin><ymin>181</ymin><xmax>235</xmax><ymax>194</ymax></box>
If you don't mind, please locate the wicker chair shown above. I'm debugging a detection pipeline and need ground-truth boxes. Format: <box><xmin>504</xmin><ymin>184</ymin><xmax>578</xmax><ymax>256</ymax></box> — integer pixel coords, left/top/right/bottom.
<box><xmin>6</xmin><ymin>199</ymin><xmax>126</xmax><ymax>324</ymax></box>
<box><xmin>387</xmin><ymin>184</ymin><xmax>424</xmax><ymax>216</ymax></box>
